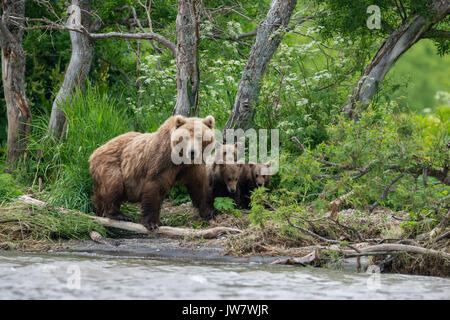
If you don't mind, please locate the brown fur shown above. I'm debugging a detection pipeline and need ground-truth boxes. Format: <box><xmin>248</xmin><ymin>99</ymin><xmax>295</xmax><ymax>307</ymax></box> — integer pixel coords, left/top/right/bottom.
<box><xmin>89</xmin><ymin>115</ymin><xmax>215</xmax><ymax>230</ymax></box>
<box><xmin>211</xmin><ymin>142</ymin><xmax>241</xmax><ymax>164</ymax></box>
<box><xmin>237</xmin><ymin>162</ymin><xmax>271</xmax><ymax>209</ymax></box>
<box><xmin>209</xmin><ymin>163</ymin><xmax>244</xmax><ymax>198</ymax></box>
<box><xmin>186</xmin><ymin>143</ymin><xmax>243</xmax><ymax>212</ymax></box>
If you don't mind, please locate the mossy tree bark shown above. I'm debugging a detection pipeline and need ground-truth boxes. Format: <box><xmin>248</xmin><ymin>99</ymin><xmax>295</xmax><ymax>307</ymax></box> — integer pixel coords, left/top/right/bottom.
<box><xmin>48</xmin><ymin>0</ymin><xmax>94</xmax><ymax>139</ymax></box>
<box><xmin>0</xmin><ymin>0</ymin><xmax>31</xmax><ymax>167</ymax></box>
<box><xmin>173</xmin><ymin>0</ymin><xmax>199</xmax><ymax>117</ymax></box>
<box><xmin>225</xmin><ymin>0</ymin><xmax>297</xmax><ymax>130</ymax></box>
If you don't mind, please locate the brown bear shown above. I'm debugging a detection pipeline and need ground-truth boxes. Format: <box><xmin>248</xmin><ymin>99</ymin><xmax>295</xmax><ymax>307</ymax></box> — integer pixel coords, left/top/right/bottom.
<box><xmin>208</xmin><ymin>162</ymin><xmax>244</xmax><ymax>202</ymax></box>
<box><xmin>182</xmin><ymin>143</ymin><xmax>242</xmax><ymax>213</ymax></box>
<box><xmin>236</xmin><ymin>162</ymin><xmax>271</xmax><ymax>209</ymax></box>
<box><xmin>210</xmin><ymin>142</ymin><xmax>241</xmax><ymax>164</ymax></box>
<box><xmin>89</xmin><ymin>115</ymin><xmax>215</xmax><ymax>230</ymax></box>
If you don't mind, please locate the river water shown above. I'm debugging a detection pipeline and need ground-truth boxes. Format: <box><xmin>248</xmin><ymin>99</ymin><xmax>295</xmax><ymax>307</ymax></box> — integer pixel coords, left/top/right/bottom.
<box><xmin>0</xmin><ymin>251</ymin><xmax>448</xmax><ymax>299</ymax></box>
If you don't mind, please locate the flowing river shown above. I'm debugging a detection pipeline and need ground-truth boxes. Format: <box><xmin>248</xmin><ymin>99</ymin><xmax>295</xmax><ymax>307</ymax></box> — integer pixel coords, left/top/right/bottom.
<box><xmin>0</xmin><ymin>251</ymin><xmax>448</xmax><ymax>299</ymax></box>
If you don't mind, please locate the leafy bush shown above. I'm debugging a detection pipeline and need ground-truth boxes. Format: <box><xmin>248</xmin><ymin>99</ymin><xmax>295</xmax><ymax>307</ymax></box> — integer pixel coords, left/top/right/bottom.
<box><xmin>214</xmin><ymin>197</ymin><xmax>242</xmax><ymax>217</ymax></box>
<box><xmin>251</xmin><ymin>103</ymin><xmax>450</xmax><ymax>236</ymax></box>
<box><xmin>0</xmin><ymin>172</ymin><xmax>23</xmax><ymax>204</ymax></box>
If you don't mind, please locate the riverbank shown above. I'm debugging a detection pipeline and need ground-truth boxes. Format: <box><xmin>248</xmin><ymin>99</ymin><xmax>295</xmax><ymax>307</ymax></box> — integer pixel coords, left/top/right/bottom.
<box><xmin>0</xmin><ymin>196</ymin><xmax>448</xmax><ymax>277</ymax></box>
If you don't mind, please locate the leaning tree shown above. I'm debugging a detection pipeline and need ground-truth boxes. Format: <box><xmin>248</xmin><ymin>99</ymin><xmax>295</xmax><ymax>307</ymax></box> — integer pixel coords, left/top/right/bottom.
<box><xmin>314</xmin><ymin>0</ymin><xmax>450</xmax><ymax>119</ymax></box>
<box><xmin>225</xmin><ymin>0</ymin><xmax>298</xmax><ymax>130</ymax></box>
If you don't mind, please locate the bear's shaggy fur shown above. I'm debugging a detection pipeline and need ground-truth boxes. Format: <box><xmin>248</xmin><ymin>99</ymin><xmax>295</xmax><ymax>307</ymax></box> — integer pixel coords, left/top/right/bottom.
<box><xmin>89</xmin><ymin>115</ymin><xmax>215</xmax><ymax>230</ymax></box>
<box><xmin>210</xmin><ymin>142</ymin><xmax>241</xmax><ymax>164</ymax></box>
<box><xmin>183</xmin><ymin>143</ymin><xmax>242</xmax><ymax>213</ymax></box>
<box><xmin>208</xmin><ymin>163</ymin><xmax>244</xmax><ymax>201</ymax></box>
<box><xmin>237</xmin><ymin>162</ymin><xmax>271</xmax><ymax>209</ymax></box>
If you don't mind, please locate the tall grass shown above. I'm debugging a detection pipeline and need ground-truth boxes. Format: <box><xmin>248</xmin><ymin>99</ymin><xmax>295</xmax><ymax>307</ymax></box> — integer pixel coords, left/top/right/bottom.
<box><xmin>21</xmin><ymin>85</ymin><xmax>133</xmax><ymax>213</ymax></box>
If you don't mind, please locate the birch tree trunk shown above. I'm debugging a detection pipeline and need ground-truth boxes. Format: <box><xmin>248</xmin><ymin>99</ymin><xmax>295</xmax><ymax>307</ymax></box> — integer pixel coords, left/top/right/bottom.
<box><xmin>173</xmin><ymin>0</ymin><xmax>199</xmax><ymax>116</ymax></box>
<box><xmin>342</xmin><ymin>0</ymin><xmax>450</xmax><ymax>118</ymax></box>
<box><xmin>0</xmin><ymin>0</ymin><xmax>31</xmax><ymax>166</ymax></box>
<box><xmin>48</xmin><ymin>0</ymin><xmax>94</xmax><ymax>139</ymax></box>
<box><xmin>225</xmin><ymin>0</ymin><xmax>297</xmax><ymax>130</ymax></box>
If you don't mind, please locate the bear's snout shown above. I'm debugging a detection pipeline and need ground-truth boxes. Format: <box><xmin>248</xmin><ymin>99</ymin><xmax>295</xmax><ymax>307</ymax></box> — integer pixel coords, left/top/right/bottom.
<box><xmin>190</xmin><ymin>149</ymin><xmax>196</xmax><ymax>160</ymax></box>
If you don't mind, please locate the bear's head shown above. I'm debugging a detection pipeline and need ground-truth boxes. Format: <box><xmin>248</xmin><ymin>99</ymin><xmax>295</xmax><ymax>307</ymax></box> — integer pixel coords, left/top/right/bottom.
<box><xmin>171</xmin><ymin>115</ymin><xmax>215</xmax><ymax>164</ymax></box>
<box><xmin>214</xmin><ymin>163</ymin><xmax>243</xmax><ymax>194</ymax></box>
<box><xmin>213</xmin><ymin>142</ymin><xmax>242</xmax><ymax>164</ymax></box>
<box><xmin>249</xmin><ymin>162</ymin><xmax>271</xmax><ymax>188</ymax></box>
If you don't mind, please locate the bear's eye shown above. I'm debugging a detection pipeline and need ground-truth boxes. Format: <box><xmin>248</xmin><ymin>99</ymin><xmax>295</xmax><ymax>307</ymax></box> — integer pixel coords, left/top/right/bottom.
<box><xmin>196</xmin><ymin>135</ymin><xmax>202</xmax><ymax>141</ymax></box>
<box><xmin>223</xmin><ymin>151</ymin><xmax>227</xmax><ymax>156</ymax></box>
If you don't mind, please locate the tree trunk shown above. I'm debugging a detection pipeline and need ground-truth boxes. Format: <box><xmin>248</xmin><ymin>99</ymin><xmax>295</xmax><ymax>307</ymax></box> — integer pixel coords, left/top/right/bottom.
<box><xmin>225</xmin><ymin>0</ymin><xmax>297</xmax><ymax>130</ymax></box>
<box><xmin>342</xmin><ymin>0</ymin><xmax>450</xmax><ymax>118</ymax></box>
<box><xmin>0</xmin><ymin>0</ymin><xmax>31</xmax><ymax>166</ymax></box>
<box><xmin>48</xmin><ymin>0</ymin><xmax>94</xmax><ymax>139</ymax></box>
<box><xmin>173</xmin><ymin>0</ymin><xmax>199</xmax><ymax>117</ymax></box>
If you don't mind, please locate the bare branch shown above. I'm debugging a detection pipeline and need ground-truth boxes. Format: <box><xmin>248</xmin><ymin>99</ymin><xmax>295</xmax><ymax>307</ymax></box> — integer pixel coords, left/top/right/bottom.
<box><xmin>10</xmin><ymin>11</ymin><xmax>177</xmax><ymax>55</ymax></box>
<box><xmin>424</xmin><ymin>29</ymin><xmax>450</xmax><ymax>39</ymax></box>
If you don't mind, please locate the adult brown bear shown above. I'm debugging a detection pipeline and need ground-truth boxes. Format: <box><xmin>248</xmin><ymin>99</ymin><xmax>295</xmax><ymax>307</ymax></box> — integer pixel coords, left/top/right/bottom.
<box><xmin>89</xmin><ymin>115</ymin><xmax>215</xmax><ymax>230</ymax></box>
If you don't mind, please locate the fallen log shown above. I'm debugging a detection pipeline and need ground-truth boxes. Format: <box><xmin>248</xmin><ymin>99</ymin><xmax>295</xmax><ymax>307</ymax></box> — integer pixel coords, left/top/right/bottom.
<box><xmin>270</xmin><ymin>242</ymin><xmax>450</xmax><ymax>267</ymax></box>
<box><xmin>356</xmin><ymin>243</ymin><xmax>450</xmax><ymax>260</ymax></box>
<box><xmin>270</xmin><ymin>249</ymin><xmax>319</xmax><ymax>266</ymax></box>
<box><xmin>89</xmin><ymin>230</ymin><xmax>120</xmax><ymax>247</ymax></box>
<box><xmin>18</xmin><ymin>195</ymin><xmax>242</xmax><ymax>239</ymax></box>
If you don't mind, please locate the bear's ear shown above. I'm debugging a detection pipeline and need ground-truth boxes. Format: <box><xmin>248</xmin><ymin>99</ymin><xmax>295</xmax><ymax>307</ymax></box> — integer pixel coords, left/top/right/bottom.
<box><xmin>202</xmin><ymin>115</ymin><xmax>215</xmax><ymax>129</ymax></box>
<box><xmin>175</xmin><ymin>115</ymin><xmax>186</xmax><ymax>128</ymax></box>
<box><xmin>265</xmin><ymin>161</ymin><xmax>272</xmax><ymax>167</ymax></box>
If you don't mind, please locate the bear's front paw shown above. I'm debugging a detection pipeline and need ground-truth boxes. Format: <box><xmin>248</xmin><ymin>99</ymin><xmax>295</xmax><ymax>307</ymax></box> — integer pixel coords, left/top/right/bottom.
<box><xmin>143</xmin><ymin>220</ymin><xmax>160</xmax><ymax>231</ymax></box>
<box><xmin>105</xmin><ymin>212</ymin><xmax>132</xmax><ymax>222</ymax></box>
<box><xmin>142</xmin><ymin>219</ymin><xmax>166</xmax><ymax>231</ymax></box>
<box><xmin>200</xmin><ymin>209</ymin><xmax>218</xmax><ymax>220</ymax></box>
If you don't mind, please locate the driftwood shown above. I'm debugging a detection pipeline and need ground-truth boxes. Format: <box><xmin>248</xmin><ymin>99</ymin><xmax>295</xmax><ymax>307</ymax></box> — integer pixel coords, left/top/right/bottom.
<box><xmin>273</xmin><ymin>242</ymin><xmax>450</xmax><ymax>267</ymax></box>
<box><xmin>335</xmin><ymin>243</ymin><xmax>448</xmax><ymax>260</ymax></box>
<box><xmin>270</xmin><ymin>249</ymin><xmax>319</xmax><ymax>266</ymax></box>
<box><xmin>89</xmin><ymin>231</ymin><xmax>120</xmax><ymax>247</ymax></box>
<box><xmin>18</xmin><ymin>195</ymin><xmax>242</xmax><ymax>239</ymax></box>
<box><xmin>416</xmin><ymin>209</ymin><xmax>450</xmax><ymax>242</ymax></box>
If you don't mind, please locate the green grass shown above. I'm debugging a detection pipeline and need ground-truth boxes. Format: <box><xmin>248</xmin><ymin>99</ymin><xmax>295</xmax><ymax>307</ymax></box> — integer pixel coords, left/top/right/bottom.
<box><xmin>0</xmin><ymin>168</ymin><xmax>23</xmax><ymax>204</ymax></box>
<box><xmin>0</xmin><ymin>202</ymin><xmax>107</xmax><ymax>250</ymax></box>
<box><xmin>20</xmin><ymin>85</ymin><xmax>134</xmax><ymax>213</ymax></box>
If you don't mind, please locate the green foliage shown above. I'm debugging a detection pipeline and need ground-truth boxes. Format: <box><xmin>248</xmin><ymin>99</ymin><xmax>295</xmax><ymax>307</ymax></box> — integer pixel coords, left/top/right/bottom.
<box><xmin>259</xmin><ymin>103</ymin><xmax>449</xmax><ymax>236</ymax></box>
<box><xmin>0</xmin><ymin>172</ymin><xmax>23</xmax><ymax>204</ymax></box>
<box><xmin>0</xmin><ymin>203</ymin><xmax>107</xmax><ymax>246</ymax></box>
<box><xmin>214</xmin><ymin>197</ymin><xmax>242</xmax><ymax>217</ymax></box>
<box><xmin>18</xmin><ymin>85</ymin><xmax>133</xmax><ymax>213</ymax></box>
<box><xmin>0</xmin><ymin>0</ymin><xmax>448</xmax><ymax>254</ymax></box>
<box><xmin>214</xmin><ymin>197</ymin><xmax>235</xmax><ymax>211</ymax></box>
<box><xmin>390</xmin><ymin>40</ymin><xmax>450</xmax><ymax>112</ymax></box>
<box><xmin>166</xmin><ymin>185</ymin><xmax>191</xmax><ymax>205</ymax></box>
